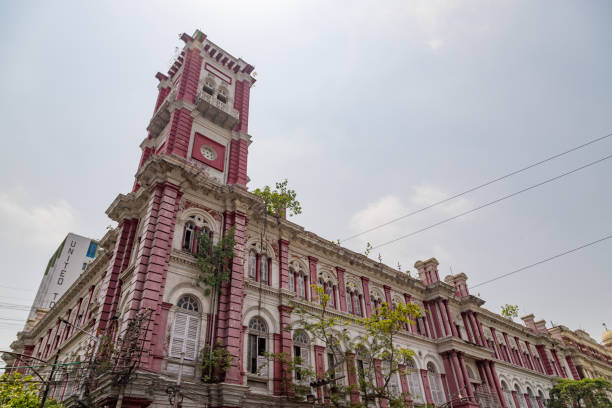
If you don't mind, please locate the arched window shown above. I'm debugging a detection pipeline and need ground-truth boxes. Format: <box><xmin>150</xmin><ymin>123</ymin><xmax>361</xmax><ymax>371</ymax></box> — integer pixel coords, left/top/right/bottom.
<box><xmin>217</xmin><ymin>87</ymin><xmax>228</xmax><ymax>103</ymax></box>
<box><xmin>346</xmin><ymin>288</ymin><xmax>353</xmax><ymax>314</ymax></box>
<box><xmin>260</xmin><ymin>254</ymin><xmax>269</xmax><ymax>285</ymax></box>
<box><xmin>427</xmin><ymin>362</ymin><xmax>446</xmax><ymax>406</ymax></box>
<box><xmin>169</xmin><ymin>295</ymin><xmax>201</xmax><ymax>361</ymax></box>
<box><xmin>297</xmin><ymin>271</ymin><xmax>306</xmax><ymax>299</ymax></box>
<box><xmin>203</xmin><ymin>78</ymin><xmax>214</xmax><ymax>95</ymax></box>
<box><xmin>293</xmin><ymin>331</ymin><xmax>310</xmax><ymax>381</ymax></box>
<box><xmin>289</xmin><ymin>267</ymin><xmax>296</xmax><ymax>292</ymax></box>
<box><xmin>247</xmin><ymin>317</ymin><xmax>268</xmax><ymax>375</ymax></box>
<box><xmin>326</xmin><ymin>283</ymin><xmax>336</xmax><ymax>309</ymax></box>
<box><xmin>515</xmin><ymin>385</ymin><xmax>527</xmax><ymax>408</ymax></box>
<box><xmin>406</xmin><ymin>358</ymin><xmax>424</xmax><ymax>403</ymax></box>
<box><xmin>183</xmin><ymin>222</ymin><xmax>195</xmax><ymax>251</ymax></box>
<box><xmin>248</xmin><ymin>250</ymin><xmax>257</xmax><ymax>279</ymax></box>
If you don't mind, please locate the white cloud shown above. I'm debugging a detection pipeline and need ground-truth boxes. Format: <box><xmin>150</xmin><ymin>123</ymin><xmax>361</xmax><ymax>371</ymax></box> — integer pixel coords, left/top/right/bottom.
<box><xmin>410</xmin><ymin>184</ymin><xmax>472</xmax><ymax>215</ymax></box>
<box><xmin>0</xmin><ymin>190</ymin><xmax>79</xmax><ymax>251</ymax></box>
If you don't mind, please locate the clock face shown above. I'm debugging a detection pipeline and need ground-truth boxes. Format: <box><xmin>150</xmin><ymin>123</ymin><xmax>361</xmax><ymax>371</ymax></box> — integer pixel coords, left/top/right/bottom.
<box><xmin>200</xmin><ymin>145</ymin><xmax>217</xmax><ymax>161</ymax></box>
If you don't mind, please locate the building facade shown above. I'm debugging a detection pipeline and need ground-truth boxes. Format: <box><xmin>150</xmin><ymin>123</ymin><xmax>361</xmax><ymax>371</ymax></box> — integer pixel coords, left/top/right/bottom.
<box><xmin>6</xmin><ymin>30</ymin><xmax>612</xmax><ymax>408</ymax></box>
<box><xmin>26</xmin><ymin>233</ymin><xmax>98</xmax><ymax>327</ymax></box>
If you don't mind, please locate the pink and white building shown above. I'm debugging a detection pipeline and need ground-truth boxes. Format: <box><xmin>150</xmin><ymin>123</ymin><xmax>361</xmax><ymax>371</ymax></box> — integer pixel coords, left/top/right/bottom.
<box><xmin>6</xmin><ymin>30</ymin><xmax>612</xmax><ymax>408</ymax></box>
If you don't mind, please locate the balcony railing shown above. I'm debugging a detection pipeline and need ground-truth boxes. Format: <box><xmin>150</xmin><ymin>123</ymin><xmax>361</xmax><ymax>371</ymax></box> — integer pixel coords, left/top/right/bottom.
<box><xmin>195</xmin><ymin>90</ymin><xmax>240</xmax><ymax>130</ymax></box>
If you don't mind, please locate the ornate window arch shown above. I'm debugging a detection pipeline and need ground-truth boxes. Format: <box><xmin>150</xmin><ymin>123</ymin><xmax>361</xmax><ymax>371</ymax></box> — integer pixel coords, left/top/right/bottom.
<box><xmin>293</xmin><ymin>330</ymin><xmax>310</xmax><ymax>382</ymax></box>
<box><xmin>427</xmin><ymin>361</ymin><xmax>446</xmax><ymax>406</ymax></box>
<box><xmin>406</xmin><ymin>357</ymin><xmax>424</xmax><ymax>403</ymax></box>
<box><xmin>169</xmin><ymin>295</ymin><xmax>201</xmax><ymax>361</ymax></box>
<box><xmin>318</xmin><ymin>271</ymin><xmax>337</xmax><ymax>309</ymax></box>
<box><xmin>289</xmin><ymin>261</ymin><xmax>308</xmax><ymax>300</ymax></box>
<box><xmin>345</xmin><ymin>280</ymin><xmax>363</xmax><ymax>317</ymax></box>
<box><xmin>203</xmin><ymin>76</ymin><xmax>216</xmax><ymax>95</ymax></box>
<box><xmin>247</xmin><ymin>317</ymin><xmax>268</xmax><ymax>375</ymax></box>
<box><xmin>246</xmin><ymin>242</ymin><xmax>272</xmax><ymax>286</ymax></box>
<box><xmin>180</xmin><ymin>212</ymin><xmax>213</xmax><ymax>254</ymax></box>
<box><xmin>370</xmin><ymin>287</ymin><xmax>384</xmax><ymax>314</ymax></box>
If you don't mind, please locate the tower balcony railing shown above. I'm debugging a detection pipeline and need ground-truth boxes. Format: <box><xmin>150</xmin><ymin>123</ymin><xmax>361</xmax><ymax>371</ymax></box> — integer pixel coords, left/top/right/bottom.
<box><xmin>195</xmin><ymin>90</ymin><xmax>240</xmax><ymax>130</ymax></box>
<box><xmin>146</xmin><ymin>88</ymin><xmax>176</xmax><ymax>138</ymax></box>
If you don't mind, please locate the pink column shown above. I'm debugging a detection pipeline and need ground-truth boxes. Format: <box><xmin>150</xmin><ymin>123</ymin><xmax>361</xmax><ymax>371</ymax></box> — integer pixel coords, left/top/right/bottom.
<box><xmin>442</xmin><ymin>353</ymin><xmax>458</xmax><ymax>398</ymax></box>
<box><xmin>444</xmin><ymin>300</ymin><xmax>458</xmax><ymax>337</ymax></box>
<box><xmin>514</xmin><ymin>337</ymin><xmax>525</xmax><ymax>367</ymax></box>
<box><xmin>361</xmin><ymin>277</ymin><xmax>373</xmax><ymax>317</ymax></box>
<box><xmin>535</xmin><ymin>396</ymin><xmax>543</xmax><ymax>408</ymax></box>
<box><xmin>420</xmin><ymin>369</ymin><xmax>435</xmax><ymax>405</ymax></box>
<box><xmin>398</xmin><ymin>364</ymin><xmax>412</xmax><ymax>405</ymax></box>
<box><xmin>551</xmin><ymin>350</ymin><xmax>566</xmax><ymax>378</ymax></box>
<box><xmin>124</xmin><ymin>182</ymin><xmax>182</xmax><ymax>371</ymax></box>
<box><xmin>565</xmin><ymin>355</ymin><xmax>580</xmax><ymax>380</ymax></box>
<box><xmin>277</xmin><ymin>305</ymin><xmax>293</xmax><ymax>395</ymax></box>
<box><xmin>96</xmin><ymin>218</ymin><xmax>138</xmax><ymax>333</ymax></box>
<box><xmin>468</xmin><ymin>311</ymin><xmax>483</xmax><ymax>346</ymax></box>
<box><xmin>383</xmin><ymin>285</ymin><xmax>393</xmax><ymax>307</ymax></box>
<box><xmin>404</xmin><ymin>294</ymin><xmax>417</xmax><ymax>334</ymax></box>
<box><xmin>451</xmin><ymin>352</ymin><xmax>467</xmax><ymax>397</ymax></box>
<box><xmin>215</xmin><ymin>210</ymin><xmax>247</xmax><ymax>384</ymax></box>
<box><xmin>490</xmin><ymin>327</ymin><xmax>501</xmax><ymax>360</ymax></box>
<box><xmin>503</xmin><ymin>333</ymin><xmax>517</xmax><ymax>365</ymax></box>
<box><xmin>336</xmin><ymin>267</ymin><xmax>347</xmax><ymax>312</ymax></box>
<box><xmin>375</xmin><ymin>359</ymin><xmax>388</xmax><ymax>407</ymax></box>
<box><xmin>462</xmin><ymin>313</ymin><xmax>474</xmax><ymax>343</ymax></box>
<box><xmin>536</xmin><ymin>345</ymin><xmax>554</xmax><ymax>375</ymax></box>
<box><xmin>474</xmin><ymin>313</ymin><xmax>488</xmax><ymax>346</ymax></box>
<box><xmin>489</xmin><ymin>361</ymin><xmax>508</xmax><ymax>408</ymax></box>
<box><xmin>524</xmin><ymin>394</ymin><xmax>533</xmax><ymax>408</ymax></box>
<box><xmin>278</xmin><ymin>239</ymin><xmax>290</xmax><ymax>290</ymax></box>
<box><xmin>308</xmin><ymin>256</ymin><xmax>318</xmax><ymax>303</ymax></box>
<box><xmin>438</xmin><ymin>299</ymin><xmax>452</xmax><ymax>336</ymax></box>
<box><xmin>314</xmin><ymin>345</ymin><xmax>326</xmax><ymax>402</ymax></box>
<box><xmin>458</xmin><ymin>352</ymin><xmax>475</xmax><ymax>400</ymax></box>
<box><xmin>426</xmin><ymin>302</ymin><xmax>443</xmax><ymax>338</ymax></box>
<box><xmin>346</xmin><ymin>353</ymin><xmax>360</xmax><ymax>403</ymax></box>
<box><xmin>425</xmin><ymin>302</ymin><xmax>437</xmax><ymax>338</ymax></box>
<box><xmin>512</xmin><ymin>391</ymin><xmax>520</xmax><ymax>408</ymax></box>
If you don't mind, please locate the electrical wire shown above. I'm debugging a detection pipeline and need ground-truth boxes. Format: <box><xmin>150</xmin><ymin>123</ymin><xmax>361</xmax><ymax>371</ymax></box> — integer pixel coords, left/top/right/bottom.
<box><xmin>370</xmin><ymin>152</ymin><xmax>612</xmax><ymax>250</ymax></box>
<box><xmin>469</xmin><ymin>234</ymin><xmax>612</xmax><ymax>289</ymax></box>
<box><xmin>341</xmin><ymin>131</ymin><xmax>612</xmax><ymax>243</ymax></box>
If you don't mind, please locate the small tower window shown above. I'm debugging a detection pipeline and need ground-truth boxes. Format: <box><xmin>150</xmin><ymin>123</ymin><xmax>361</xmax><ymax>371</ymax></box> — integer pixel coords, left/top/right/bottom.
<box><xmin>217</xmin><ymin>87</ymin><xmax>228</xmax><ymax>103</ymax></box>
<box><xmin>203</xmin><ymin>80</ymin><xmax>214</xmax><ymax>95</ymax></box>
<box><xmin>183</xmin><ymin>222</ymin><xmax>195</xmax><ymax>251</ymax></box>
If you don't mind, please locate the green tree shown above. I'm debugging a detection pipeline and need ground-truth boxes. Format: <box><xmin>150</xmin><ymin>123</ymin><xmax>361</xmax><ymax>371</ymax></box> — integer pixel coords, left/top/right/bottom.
<box><xmin>355</xmin><ymin>302</ymin><xmax>424</xmax><ymax>408</ymax></box>
<box><xmin>548</xmin><ymin>378</ymin><xmax>612</xmax><ymax>408</ymax></box>
<box><xmin>252</xmin><ymin>179</ymin><xmax>302</xmax><ymax>218</ymax></box>
<box><xmin>195</xmin><ymin>228</ymin><xmax>236</xmax><ymax>382</ymax></box>
<box><xmin>500</xmin><ymin>304</ymin><xmax>519</xmax><ymax>321</ymax></box>
<box><xmin>267</xmin><ymin>285</ymin><xmax>424</xmax><ymax>407</ymax></box>
<box><xmin>0</xmin><ymin>373</ymin><xmax>63</xmax><ymax>408</ymax></box>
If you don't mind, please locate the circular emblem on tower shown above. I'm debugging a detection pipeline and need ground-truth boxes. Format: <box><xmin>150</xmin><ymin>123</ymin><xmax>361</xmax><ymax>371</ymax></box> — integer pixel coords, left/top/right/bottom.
<box><xmin>200</xmin><ymin>145</ymin><xmax>217</xmax><ymax>161</ymax></box>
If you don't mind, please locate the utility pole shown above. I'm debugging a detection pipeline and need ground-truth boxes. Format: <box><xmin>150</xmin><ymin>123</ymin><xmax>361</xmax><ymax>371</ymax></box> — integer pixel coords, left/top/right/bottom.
<box><xmin>39</xmin><ymin>350</ymin><xmax>60</xmax><ymax>408</ymax></box>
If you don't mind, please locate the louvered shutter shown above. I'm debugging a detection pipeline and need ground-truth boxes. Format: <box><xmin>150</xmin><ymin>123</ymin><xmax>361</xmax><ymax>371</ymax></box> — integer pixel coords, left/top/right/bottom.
<box><xmin>169</xmin><ymin>313</ymin><xmax>188</xmax><ymax>358</ymax></box>
<box><xmin>408</xmin><ymin>370</ymin><xmax>424</xmax><ymax>402</ymax></box>
<box><xmin>184</xmin><ymin>314</ymin><xmax>200</xmax><ymax>360</ymax></box>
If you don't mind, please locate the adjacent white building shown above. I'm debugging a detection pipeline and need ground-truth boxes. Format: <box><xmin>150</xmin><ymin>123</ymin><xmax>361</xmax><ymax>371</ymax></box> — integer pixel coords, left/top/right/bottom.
<box><xmin>26</xmin><ymin>233</ymin><xmax>98</xmax><ymax>325</ymax></box>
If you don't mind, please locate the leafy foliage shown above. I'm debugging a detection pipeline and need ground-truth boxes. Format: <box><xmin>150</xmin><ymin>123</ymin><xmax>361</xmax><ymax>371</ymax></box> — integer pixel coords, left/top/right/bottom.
<box><xmin>548</xmin><ymin>378</ymin><xmax>612</xmax><ymax>408</ymax></box>
<box><xmin>0</xmin><ymin>373</ymin><xmax>63</xmax><ymax>408</ymax></box>
<box><xmin>199</xmin><ymin>341</ymin><xmax>234</xmax><ymax>383</ymax></box>
<box><xmin>252</xmin><ymin>179</ymin><xmax>302</xmax><ymax>218</ymax></box>
<box><xmin>500</xmin><ymin>304</ymin><xmax>519</xmax><ymax>320</ymax></box>
<box><xmin>268</xmin><ymin>285</ymin><xmax>424</xmax><ymax>407</ymax></box>
<box><xmin>355</xmin><ymin>302</ymin><xmax>423</xmax><ymax>408</ymax></box>
<box><xmin>195</xmin><ymin>227</ymin><xmax>236</xmax><ymax>296</ymax></box>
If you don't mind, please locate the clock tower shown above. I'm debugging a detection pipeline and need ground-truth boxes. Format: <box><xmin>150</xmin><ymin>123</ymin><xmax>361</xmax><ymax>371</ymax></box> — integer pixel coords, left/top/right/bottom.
<box><xmin>134</xmin><ymin>29</ymin><xmax>256</xmax><ymax>190</ymax></box>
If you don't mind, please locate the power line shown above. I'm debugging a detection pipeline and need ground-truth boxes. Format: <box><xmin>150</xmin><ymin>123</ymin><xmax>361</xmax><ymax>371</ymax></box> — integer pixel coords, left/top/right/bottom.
<box><xmin>370</xmin><ymin>153</ymin><xmax>612</xmax><ymax>250</ymax></box>
<box><xmin>341</xmin><ymin>131</ymin><xmax>612</xmax><ymax>243</ymax></box>
<box><xmin>469</xmin><ymin>234</ymin><xmax>612</xmax><ymax>289</ymax></box>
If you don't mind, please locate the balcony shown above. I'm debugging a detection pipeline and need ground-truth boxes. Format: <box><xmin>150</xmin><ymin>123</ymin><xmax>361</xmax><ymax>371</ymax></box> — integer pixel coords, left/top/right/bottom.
<box><xmin>195</xmin><ymin>90</ymin><xmax>239</xmax><ymax>130</ymax></box>
<box><xmin>147</xmin><ymin>88</ymin><xmax>176</xmax><ymax>138</ymax></box>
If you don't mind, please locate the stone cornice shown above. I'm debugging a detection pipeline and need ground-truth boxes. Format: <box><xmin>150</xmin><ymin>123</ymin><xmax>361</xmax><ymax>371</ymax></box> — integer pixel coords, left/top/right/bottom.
<box><xmin>436</xmin><ymin>336</ymin><xmax>495</xmax><ymax>360</ymax></box>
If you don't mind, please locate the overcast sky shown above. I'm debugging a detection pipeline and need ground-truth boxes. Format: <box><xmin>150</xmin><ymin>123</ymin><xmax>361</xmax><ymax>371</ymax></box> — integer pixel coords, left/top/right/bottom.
<box><xmin>0</xmin><ymin>1</ymin><xmax>611</xmax><ymax>353</ymax></box>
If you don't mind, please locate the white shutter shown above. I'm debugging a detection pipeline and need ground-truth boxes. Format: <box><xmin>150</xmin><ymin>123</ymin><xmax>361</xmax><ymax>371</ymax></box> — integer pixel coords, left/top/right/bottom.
<box><xmin>169</xmin><ymin>313</ymin><xmax>188</xmax><ymax>358</ymax></box>
<box><xmin>408</xmin><ymin>371</ymin><xmax>424</xmax><ymax>402</ymax></box>
<box><xmin>184</xmin><ymin>315</ymin><xmax>200</xmax><ymax>361</ymax></box>
<box><xmin>257</xmin><ymin>355</ymin><xmax>268</xmax><ymax>376</ymax></box>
